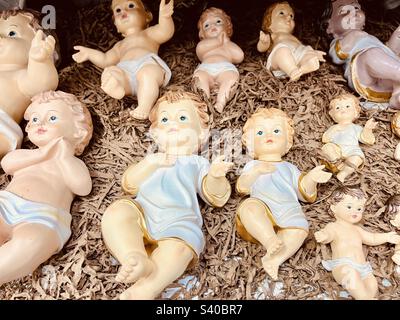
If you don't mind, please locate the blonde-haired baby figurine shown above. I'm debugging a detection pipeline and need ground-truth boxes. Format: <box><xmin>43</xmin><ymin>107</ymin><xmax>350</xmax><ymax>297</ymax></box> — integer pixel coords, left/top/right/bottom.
<box><xmin>236</xmin><ymin>108</ymin><xmax>332</xmax><ymax>280</ymax></box>
<box><xmin>315</xmin><ymin>187</ymin><xmax>400</xmax><ymax>300</ymax></box>
<box><xmin>322</xmin><ymin>93</ymin><xmax>377</xmax><ymax>183</ymax></box>
<box><xmin>0</xmin><ymin>91</ymin><xmax>93</xmax><ymax>285</ymax></box>
<box><xmin>193</xmin><ymin>7</ymin><xmax>244</xmax><ymax>113</ymax></box>
<box><xmin>257</xmin><ymin>2</ymin><xmax>325</xmax><ymax>81</ymax></box>
<box><xmin>73</xmin><ymin>0</ymin><xmax>174</xmax><ymax>120</ymax></box>
<box><xmin>101</xmin><ymin>90</ymin><xmax>233</xmax><ymax>300</ymax></box>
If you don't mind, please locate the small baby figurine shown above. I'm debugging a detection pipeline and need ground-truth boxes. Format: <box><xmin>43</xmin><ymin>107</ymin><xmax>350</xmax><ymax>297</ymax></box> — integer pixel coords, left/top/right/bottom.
<box><xmin>257</xmin><ymin>2</ymin><xmax>325</xmax><ymax>81</ymax></box>
<box><xmin>385</xmin><ymin>195</ymin><xmax>400</xmax><ymax>265</ymax></box>
<box><xmin>0</xmin><ymin>91</ymin><xmax>93</xmax><ymax>285</ymax></box>
<box><xmin>0</xmin><ymin>9</ymin><xmax>59</xmax><ymax>159</ymax></box>
<box><xmin>315</xmin><ymin>187</ymin><xmax>400</xmax><ymax>300</ymax></box>
<box><xmin>193</xmin><ymin>7</ymin><xmax>244</xmax><ymax>113</ymax></box>
<box><xmin>236</xmin><ymin>108</ymin><xmax>332</xmax><ymax>280</ymax></box>
<box><xmin>73</xmin><ymin>0</ymin><xmax>174</xmax><ymax>120</ymax></box>
<box><xmin>101</xmin><ymin>90</ymin><xmax>233</xmax><ymax>300</ymax></box>
<box><xmin>391</xmin><ymin>112</ymin><xmax>400</xmax><ymax>161</ymax></box>
<box><xmin>325</xmin><ymin>0</ymin><xmax>400</xmax><ymax>109</ymax></box>
<box><xmin>322</xmin><ymin>94</ymin><xmax>377</xmax><ymax>183</ymax></box>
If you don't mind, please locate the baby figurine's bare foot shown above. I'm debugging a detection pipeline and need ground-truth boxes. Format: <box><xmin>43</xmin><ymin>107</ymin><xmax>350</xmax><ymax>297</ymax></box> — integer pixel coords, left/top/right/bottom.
<box><xmin>115</xmin><ymin>252</ymin><xmax>153</xmax><ymax>284</ymax></box>
<box><xmin>265</xmin><ymin>236</ymin><xmax>284</xmax><ymax>258</ymax></box>
<box><xmin>261</xmin><ymin>256</ymin><xmax>280</xmax><ymax>280</ymax></box>
<box><xmin>120</xmin><ymin>282</ymin><xmax>157</xmax><ymax>300</ymax></box>
<box><xmin>130</xmin><ymin>108</ymin><xmax>150</xmax><ymax>120</ymax></box>
<box><xmin>392</xmin><ymin>252</ymin><xmax>400</xmax><ymax>265</ymax></box>
<box><xmin>101</xmin><ymin>67</ymin><xmax>126</xmax><ymax>100</ymax></box>
<box><xmin>289</xmin><ymin>68</ymin><xmax>303</xmax><ymax>82</ymax></box>
<box><xmin>337</xmin><ymin>169</ymin><xmax>352</xmax><ymax>183</ymax></box>
<box><xmin>214</xmin><ymin>101</ymin><xmax>225</xmax><ymax>113</ymax></box>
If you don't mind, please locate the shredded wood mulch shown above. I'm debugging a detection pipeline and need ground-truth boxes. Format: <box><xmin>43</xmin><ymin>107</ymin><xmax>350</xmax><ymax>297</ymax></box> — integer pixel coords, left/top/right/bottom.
<box><xmin>1</xmin><ymin>0</ymin><xmax>399</xmax><ymax>300</ymax></box>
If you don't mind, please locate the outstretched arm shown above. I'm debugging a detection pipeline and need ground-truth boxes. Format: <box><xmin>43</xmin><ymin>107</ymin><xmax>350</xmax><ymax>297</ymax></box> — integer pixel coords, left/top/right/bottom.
<box><xmin>357</xmin><ymin>227</ymin><xmax>400</xmax><ymax>246</ymax></box>
<box><xmin>146</xmin><ymin>0</ymin><xmax>175</xmax><ymax>44</ymax></box>
<box><xmin>359</xmin><ymin>119</ymin><xmax>377</xmax><ymax>145</ymax></box>
<box><xmin>72</xmin><ymin>44</ymin><xmax>120</xmax><ymax>69</ymax></box>
<box><xmin>18</xmin><ymin>30</ymin><xmax>58</xmax><ymax>97</ymax></box>
<box><xmin>299</xmin><ymin>165</ymin><xmax>332</xmax><ymax>203</ymax></box>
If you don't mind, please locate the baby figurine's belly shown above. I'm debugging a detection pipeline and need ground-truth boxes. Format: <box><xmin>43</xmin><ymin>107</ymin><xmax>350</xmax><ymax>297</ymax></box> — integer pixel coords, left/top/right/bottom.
<box><xmin>0</xmin><ymin>76</ymin><xmax>30</xmax><ymax>123</ymax></box>
<box><xmin>331</xmin><ymin>241</ymin><xmax>366</xmax><ymax>264</ymax></box>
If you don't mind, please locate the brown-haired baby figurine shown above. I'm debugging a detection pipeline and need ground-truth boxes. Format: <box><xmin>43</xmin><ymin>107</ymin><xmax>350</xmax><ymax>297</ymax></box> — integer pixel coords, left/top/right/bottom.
<box><xmin>315</xmin><ymin>187</ymin><xmax>400</xmax><ymax>300</ymax></box>
<box><xmin>0</xmin><ymin>9</ymin><xmax>59</xmax><ymax>159</ymax></box>
<box><xmin>257</xmin><ymin>2</ymin><xmax>325</xmax><ymax>81</ymax></box>
<box><xmin>193</xmin><ymin>7</ymin><xmax>244</xmax><ymax>113</ymax></box>
<box><xmin>391</xmin><ymin>112</ymin><xmax>400</xmax><ymax>161</ymax></box>
<box><xmin>385</xmin><ymin>195</ymin><xmax>400</xmax><ymax>265</ymax></box>
<box><xmin>0</xmin><ymin>91</ymin><xmax>93</xmax><ymax>285</ymax></box>
<box><xmin>322</xmin><ymin>93</ymin><xmax>377</xmax><ymax>182</ymax></box>
<box><xmin>101</xmin><ymin>90</ymin><xmax>232</xmax><ymax>300</ymax></box>
<box><xmin>236</xmin><ymin>108</ymin><xmax>332</xmax><ymax>280</ymax></box>
<box><xmin>73</xmin><ymin>0</ymin><xmax>175</xmax><ymax>120</ymax></box>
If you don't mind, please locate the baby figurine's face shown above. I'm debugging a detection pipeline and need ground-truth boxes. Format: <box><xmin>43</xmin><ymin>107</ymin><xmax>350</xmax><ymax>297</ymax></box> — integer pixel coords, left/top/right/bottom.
<box><xmin>328</xmin><ymin>0</ymin><xmax>365</xmax><ymax>36</ymax></box>
<box><xmin>251</xmin><ymin>116</ymin><xmax>289</xmax><ymax>158</ymax></box>
<box><xmin>201</xmin><ymin>13</ymin><xmax>226</xmax><ymax>39</ymax></box>
<box><xmin>329</xmin><ymin>98</ymin><xmax>358</xmax><ymax>124</ymax></box>
<box><xmin>269</xmin><ymin>3</ymin><xmax>295</xmax><ymax>34</ymax></box>
<box><xmin>331</xmin><ymin>194</ymin><xmax>366</xmax><ymax>224</ymax></box>
<box><xmin>0</xmin><ymin>13</ymin><xmax>36</xmax><ymax>66</ymax></box>
<box><xmin>152</xmin><ymin>100</ymin><xmax>205</xmax><ymax>153</ymax></box>
<box><xmin>26</xmin><ymin>100</ymin><xmax>78</xmax><ymax>148</ymax></box>
<box><xmin>112</xmin><ymin>0</ymin><xmax>149</xmax><ymax>34</ymax></box>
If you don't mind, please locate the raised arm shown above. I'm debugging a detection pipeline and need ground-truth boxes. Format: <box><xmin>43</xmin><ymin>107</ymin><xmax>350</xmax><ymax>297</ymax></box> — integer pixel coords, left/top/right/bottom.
<box><xmin>18</xmin><ymin>30</ymin><xmax>58</xmax><ymax>97</ymax></box>
<box><xmin>59</xmin><ymin>157</ymin><xmax>92</xmax><ymax>196</ymax></box>
<box><xmin>359</xmin><ymin>119</ymin><xmax>377</xmax><ymax>145</ymax></box>
<box><xmin>257</xmin><ymin>31</ymin><xmax>271</xmax><ymax>53</ymax></box>
<box><xmin>72</xmin><ymin>44</ymin><xmax>120</xmax><ymax>69</ymax></box>
<box><xmin>357</xmin><ymin>227</ymin><xmax>400</xmax><ymax>246</ymax></box>
<box><xmin>315</xmin><ymin>223</ymin><xmax>336</xmax><ymax>244</ymax></box>
<box><xmin>299</xmin><ymin>165</ymin><xmax>332</xmax><ymax>203</ymax></box>
<box><xmin>146</xmin><ymin>0</ymin><xmax>175</xmax><ymax>44</ymax></box>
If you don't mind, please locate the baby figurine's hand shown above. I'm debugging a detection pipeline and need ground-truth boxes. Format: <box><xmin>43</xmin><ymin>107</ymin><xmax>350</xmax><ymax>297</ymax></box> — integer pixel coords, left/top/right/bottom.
<box><xmin>364</xmin><ymin>118</ymin><xmax>378</xmax><ymax>130</ymax></box>
<box><xmin>209</xmin><ymin>155</ymin><xmax>234</xmax><ymax>178</ymax></box>
<box><xmin>391</xmin><ymin>213</ymin><xmax>400</xmax><ymax>228</ymax></box>
<box><xmin>386</xmin><ymin>231</ymin><xmax>400</xmax><ymax>244</ymax></box>
<box><xmin>315</xmin><ymin>230</ymin><xmax>329</xmax><ymax>244</ymax></box>
<box><xmin>73</xmin><ymin>46</ymin><xmax>91</xmax><ymax>64</ymax></box>
<box><xmin>255</xmin><ymin>162</ymin><xmax>276</xmax><ymax>175</ymax></box>
<box><xmin>314</xmin><ymin>50</ymin><xmax>327</xmax><ymax>62</ymax></box>
<box><xmin>308</xmin><ymin>165</ymin><xmax>332</xmax><ymax>184</ymax></box>
<box><xmin>145</xmin><ymin>152</ymin><xmax>177</xmax><ymax>168</ymax></box>
<box><xmin>259</xmin><ymin>31</ymin><xmax>270</xmax><ymax>44</ymax></box>
<box><xmin>159</xmin><ymin>0</ymin><xmax>174</xmax><ymax>18</ymax></box>
<box><xmin>29</xmin><ymin>30</ymin><xmax>56</xmax><ymax>62</ymax></box>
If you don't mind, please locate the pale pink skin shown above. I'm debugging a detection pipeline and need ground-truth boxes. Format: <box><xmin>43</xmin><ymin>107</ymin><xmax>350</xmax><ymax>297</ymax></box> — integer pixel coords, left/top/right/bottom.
<box><xmin>327</xmin><ymin>0</ymin><xmax>400</xmax><ymax>108</ymax></box>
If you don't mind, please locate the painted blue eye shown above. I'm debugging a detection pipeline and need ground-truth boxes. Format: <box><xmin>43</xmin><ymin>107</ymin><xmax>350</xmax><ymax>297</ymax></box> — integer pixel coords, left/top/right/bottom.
<box><xmin>8</xmin><ymin>30</ymin><xmax>17</xmax><ymax>37</ymax></box>
<box><xmin>49</xmin><ymin>115</ymin><xmax>58</xmax><ymax>123</ymax></box>
<box><xmin>257</xmin><ymin>130</ymin><xmax>264</xmax><ymax>136</ymax></box>
<box><xmin>161</xmin><ymin>117</ymin><xmax>168</xmax><ymax>123</ymax></box>
<box><xmin>179</xmin><ymin>116</ymin><xmax>187</xmax><ymax>122</ymax></box>
<box><xmin>273</xmin><ymin>129</ymin><xmax>281</xmax><ymax>134</ymax></box>
<box><xmin>32</xmin><ymin>117</ymin><xmax>39</xmax><ymax>123</ymax></box>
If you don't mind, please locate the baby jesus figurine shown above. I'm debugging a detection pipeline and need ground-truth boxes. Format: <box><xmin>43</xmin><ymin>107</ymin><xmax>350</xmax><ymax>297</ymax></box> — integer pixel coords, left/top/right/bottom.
<box><xmin>193</xmin><ymin>7</ymin><xmax>244</xmax><ymax>113</ymax></box>
<box><xmin>315</xmin><ymin>187</ymin><xmax>400</xmax><ymax>300</ymax></box>
<box><xmin>0</xmin><ymin>9</ymin><xmax>59</xmax><ymax>159</ymax></box>
<box><xmin>391</xmin><ymin>112</ymin><xmax>400</xmax><ymax>161</ymax></box>
<box><xmin>73</xmin><ymin>0</ymin><xmax>174</xmax><ymax>120</ymax></box>
<box><xmin>385</xmin><ymin>195</ymin><xmax>400</xmax><ymax>265</ymax></box>
<box><xmin>257</xmin><ymin>2</ymin><xmax>325</xmax><ymax>81</ymax></box>
<box><xmin>101</xmin><ymin>90</ymin><xmax>233</xmax><ymax>300</ymax></box>
<box><xmin>325</xmin><ymin>0</ymin><xmax>400</xmax><ymax>109</ymax></box>
<box><xmin>235</xmin><ymin>108</ymin><xmax>332</xmax><ymax>280</ymax></box>
<box><xmin>322</xmin><ymin>94</ymin><xmax>376</xmax><ymax>183</ymax></box>
<box><xmin>0</xmin><ymin>91</ymin><xmax>93</xmax><ymax>285</ymax></box>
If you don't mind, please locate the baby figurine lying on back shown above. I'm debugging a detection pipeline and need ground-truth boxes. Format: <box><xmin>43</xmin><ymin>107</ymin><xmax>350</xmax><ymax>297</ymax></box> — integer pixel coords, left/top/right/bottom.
<box><xmin>0</xmin><ymin>9</ymin><xmax>59</xmax><ymax>159</ymax></box>
<box><xmin>73</xmin><ymin>0</ymin><xmax>174</xmax><ymax>120</ymax></box>
<box><xmin>0</xmin><ymin>91</ymin><xmax>93</xmax><ymax>286</ymax></box>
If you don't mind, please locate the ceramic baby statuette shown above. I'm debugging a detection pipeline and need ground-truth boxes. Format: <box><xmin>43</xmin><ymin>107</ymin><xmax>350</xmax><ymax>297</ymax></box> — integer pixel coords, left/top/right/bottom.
<box><xmin>325</xmin><ymin>0</ymin><xmax>400</xmax><ymax>109</ymax></box>
<box><xmin>0</xmin><ymin>91</ymin><xmax>93</xmax><ymax>285</ymax></box>
<box><xmin>257</xmin><ymin>2</ymin><xmax>326</xmax><ymax>81</ymax></box>
<box><xmin>385</xmin><ymin>195</ymin><xmax>400</xmax><ymax>265</ymax></box>
<box><xmin>391</xmin><ymin>112</ymin><xmax>400</xmax><ymax>161</ymax></box>
<box><xmin>73</xmin><ymin>0</ymin><xmax>174</xmax><ymax>120</ymax></box>
<box><xmin>0</xmin><ymin>9</ymin><xmax>59</xmax><ymax>159</ymax></box>
<box><xmin>315</xmin><ymin>187</ymin><xmax>400</xmax><ymax>300</ymax></box>
<box><xmin>193</xmin><ymin>7</ymin><xmax>244</xmax><ymax>113</ymax></box>
<box><xmin>235</xmin><ymin>108</ymin><xmax>332</xmax><ymax>280</ymax></box>
<box><xmin>321</xmin><ymin>94</ymin><xmax>377</xmax><ymax>183</ymax></box>
<box><xmin>101</xmin><ymin>90</ymin><xmax>232</xmax><ymax>300</ymax></box>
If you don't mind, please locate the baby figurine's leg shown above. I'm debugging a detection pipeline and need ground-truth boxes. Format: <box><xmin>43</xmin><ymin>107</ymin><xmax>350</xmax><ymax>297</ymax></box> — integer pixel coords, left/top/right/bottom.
<box><xmin>261</xmin><ymin>228</ymin><xmax>308</xmax><ymax>280</ymax></box>
<box><xmin>298</xmin><ymin>52</ymin><xmax>320</xmax><ymax>76</ymax></box>
<box><xmin>101</xmin><ymin>66</ymin><xmax>132</xmax><ymax>100</ymax></box>
<box><xmin>321</xmin><ymin>143</ymin><xmax>342</xmax><ymax>162</ymax></box>
<box><xmin>331</xmin><ymin>265</ymin><xmax>376</xmax><ymax>300</ymax></box>
<box><xmin>337</xmin><ymin>156</ymin><xmax>363</xmax><ymax>183</ymax></box>
<box><xmin>238</xmin><ymin>199</ymin><xmax>284</xmax><ymax>259</ymax></box>
<box><xmin>0</xmin><ymin>223</ymin><xmax>59</xmax><ymax>286</ymax></box>
<box><xmin>101</xmin><ymin>200</ymin><xmax>152</xmax><ymax>284</ymax></box>
<box><xmin>0</xmin><ymin>134</ymin><xmax>11</xmax><ymax>160</ymax></box>
<box><xmin>120</xmin><ymin>239</ymin><xmax>193</xmax><ymax>300</ymax></box>
<box><xmin>130</xmin><ymin>64</ymin><xmax>165</xmax><ymax>120</ymax></box>
<box><xmin>0</xmin><ymin>217</ymin><xmax>12</xmax><ymax>245</ymax></box>
<box><xmin>215</xmin><ymin>71</ymin><xmax>239</xmax><ymax>113</ymax></box>
<box><xmin>270</xmin><ymin>47</ymin><xmax>302</xmax><ymax>81</ymax></box>
<box><xmin>363</xmin><ymin>274</ymin><xmax>379</xmax><ymax>298</ymax></box>
<box><xmin>193</xmin><ymin>70</ymin><xmax>212</xmax><ymax>99</ymax></box>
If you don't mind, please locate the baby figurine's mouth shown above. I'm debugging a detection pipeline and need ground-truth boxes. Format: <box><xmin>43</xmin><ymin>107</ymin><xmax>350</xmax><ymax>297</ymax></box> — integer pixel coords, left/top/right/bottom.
<box><xmin>37</xmin><ymin>128</ymin><xmax>47</xmax><ymax>135</ymax></box>
<box><xmin>266</xmin><ymin>139</ymin><xmax>273</xmax><ymax>144</ymax></box>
